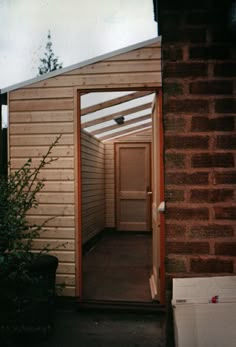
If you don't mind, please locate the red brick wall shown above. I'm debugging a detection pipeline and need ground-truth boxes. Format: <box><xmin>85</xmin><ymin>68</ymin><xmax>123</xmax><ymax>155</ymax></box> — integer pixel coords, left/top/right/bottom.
<box><xmin>158</xmin><ymin>0</ymin><xmax>236</xmax><ymax>284</ymax></box>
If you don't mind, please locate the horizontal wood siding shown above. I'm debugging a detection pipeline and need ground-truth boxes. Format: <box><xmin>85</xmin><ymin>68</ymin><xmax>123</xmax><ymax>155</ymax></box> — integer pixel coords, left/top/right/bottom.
<box><xmin>81</xmin><ymin>131</ymin><xmax>105</xmax><ymax>244</ymax></box>
<box><xmin>104</xmin><ymin>129</ymin><xmax>152</xmax><ymax>228</ymax></box>
<box><xmin>111</xmin><ymin>128</ymin><xmax>153</xmax><ymax>143</ymax></box>
<box><xmin>105</xmin><ymin>143</ymin><xmax>115</xmax><ymax>227</ymax></box>
<box><xmin>9</xmin><ymin>86</ymin><xmax>76</xmax><ymax>297</ymax></box>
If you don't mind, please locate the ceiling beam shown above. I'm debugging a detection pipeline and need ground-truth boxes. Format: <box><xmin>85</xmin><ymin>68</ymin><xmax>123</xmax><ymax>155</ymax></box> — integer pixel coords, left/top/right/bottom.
<box><xmin>90</xmin><ymin>113</ymin><xmax>151</xmax><ymax>135</ymax></box>
<box><xmin>98</xmin><ymin>121</ymin><xmax>152</xmax><ymax>141</ymax></box>
<box><xmin>81</xmin><ymin>102</ymin><xmax>152</xmax><ymax>129</ymax></box>
<box><xmin>104</xmin><ymin>126</ymin><xmax>152</xmax><ymax>142</ymax></box>
<box><xmin>81</xmin><ymin>91</ymin><xmax>153</xmax><ymax>116</ymax></box>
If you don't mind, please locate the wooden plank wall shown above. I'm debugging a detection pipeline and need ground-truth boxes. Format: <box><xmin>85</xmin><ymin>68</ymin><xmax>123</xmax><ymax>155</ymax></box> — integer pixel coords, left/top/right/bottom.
<box><xmin>8</xmin><ymin>90</ymin><xmax>76</xmax><ymax>296</ymax></box>
<box><xmin>104</xmin><ymin>129</ymin><xmax>152</xmax><ymax>228</ymax></box>
<box><xmin>81</xmin><ymin>131</ymin><xmax>105</xmax><ymax>243</ymax></box>
<box><xmin>111</xmin><ymin>128</ymin><xmax>152</xmax><ymax>143</ymax></box>
<box><xmin>105</xmin><ymin>143</ymin><xmax>115</xmax><ymax>227</ymax></box>
<box><xmin>8</xmin><ymin>40</ymin><xmax>161</xmax><ymax>296</ymax></box>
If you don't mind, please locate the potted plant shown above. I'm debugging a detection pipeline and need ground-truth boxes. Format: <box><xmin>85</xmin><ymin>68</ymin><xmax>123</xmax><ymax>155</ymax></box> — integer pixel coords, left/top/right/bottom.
<box><xmin>0</xmin><ymin>136</ymin><xmax>61</xmax><ymax>338</ymax></box>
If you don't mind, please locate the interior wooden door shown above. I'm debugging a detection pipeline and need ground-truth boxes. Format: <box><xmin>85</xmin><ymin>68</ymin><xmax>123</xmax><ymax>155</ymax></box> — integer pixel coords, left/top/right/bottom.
<box><xmin>149</xmin><ymin>92</ymin><xmax>164</xmax><ymax>302</ymax></box>
<box><xmin>115</xmin><ymin>143</ymin><xmax>151</xmax><ymax>231</ymax></box>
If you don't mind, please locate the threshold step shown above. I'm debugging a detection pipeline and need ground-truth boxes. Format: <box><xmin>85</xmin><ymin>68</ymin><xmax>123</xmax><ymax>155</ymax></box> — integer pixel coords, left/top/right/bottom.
<box><xmin>77</xmin><ymin>299</ymin><xmax>166</xmax><ymax>314</ymax></box>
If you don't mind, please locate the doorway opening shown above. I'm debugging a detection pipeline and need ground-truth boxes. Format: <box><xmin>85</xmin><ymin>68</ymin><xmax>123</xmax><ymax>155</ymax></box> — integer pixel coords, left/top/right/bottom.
<box><xmin>77</xmin><ymin>89</ymin><xmax>164</xmax><ymax>304</ymax></box>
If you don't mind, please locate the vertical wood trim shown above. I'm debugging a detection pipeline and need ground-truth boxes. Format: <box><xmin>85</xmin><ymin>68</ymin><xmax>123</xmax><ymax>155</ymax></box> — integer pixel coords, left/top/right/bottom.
<box><xmin>114</xmin><ymin>143</ymin><xmax>118</xmax><ymax>229</ymax></box>
<box><xmin>158</xmin><ymin>88</ymin><xmax>165</xmax><ymax>304</ymax></box>
<box><xmin>75</xmin><ymin>90</ymin><xmax>82</xmax><ymax>299</ymax></box>
<box><xmin>148</xmin><ymin>141</ymin><xmax>152</xmax><ymax>230</ymax></box>
<box><xmin>114</xmin><ymin>143</ymin><xmax>117</xmax><ymax>229</ymax></box>
<box><xmin>7</xmin><ymin>93</ymin><xmax>10</xmax><ymax>174</ymax></box>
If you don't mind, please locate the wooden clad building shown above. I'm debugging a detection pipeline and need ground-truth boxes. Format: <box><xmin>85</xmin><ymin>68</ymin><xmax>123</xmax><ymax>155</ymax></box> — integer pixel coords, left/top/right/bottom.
<box><xmin>1</xmin><ymin>37</ymin><xmax>164</xmax><ymax>299</ymax></box>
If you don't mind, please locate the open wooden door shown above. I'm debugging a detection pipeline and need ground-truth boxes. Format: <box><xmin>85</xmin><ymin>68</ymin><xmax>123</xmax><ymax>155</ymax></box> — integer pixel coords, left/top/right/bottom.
<box><xmin>115</xmin><ymin>143</ymin><xmax>151</xmax><ymax>232</ymax></box>
<box><xmin>149</xmin><ymin>91</ymin><xmax>165</xmax><ymax>303</ymax></box>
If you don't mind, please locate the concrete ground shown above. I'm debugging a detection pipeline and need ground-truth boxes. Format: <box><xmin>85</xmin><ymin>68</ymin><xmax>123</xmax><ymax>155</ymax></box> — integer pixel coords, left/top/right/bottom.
<box><xmin>40</xmin><ymin>310</ymin><xmax>165</xmax><ymax>347</ymax></box>
<box><xmin>2</xmin><ymin>309</ymin><xmax>166</xmax><ymax>347</ymax></box>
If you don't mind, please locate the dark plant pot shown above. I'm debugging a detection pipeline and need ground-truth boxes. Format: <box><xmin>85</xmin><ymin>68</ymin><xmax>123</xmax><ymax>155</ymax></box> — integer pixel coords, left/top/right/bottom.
<box><xmin>0</xmin><ymin>254</ymin><xmax>58</xmax><ymax>337</ymax></box>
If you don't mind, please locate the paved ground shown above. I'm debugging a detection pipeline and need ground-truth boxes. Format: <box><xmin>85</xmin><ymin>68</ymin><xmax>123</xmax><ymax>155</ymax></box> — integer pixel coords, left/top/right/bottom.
<box><xmin>1</xmin><ymin>309</ymin><xmax>166</xmax><ymax>347</ymax></box>
<box><xmin>83</xmin><ymin>231</ymin><xmax>152</xmax><ymax>302</ymax></box>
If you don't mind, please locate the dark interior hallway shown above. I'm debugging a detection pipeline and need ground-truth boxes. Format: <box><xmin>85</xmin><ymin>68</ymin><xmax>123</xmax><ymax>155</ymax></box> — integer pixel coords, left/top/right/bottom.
<box><xmin>82</xmin><ymin>231</ymin><xmax>153</xmax><ymax>302</ymax></box>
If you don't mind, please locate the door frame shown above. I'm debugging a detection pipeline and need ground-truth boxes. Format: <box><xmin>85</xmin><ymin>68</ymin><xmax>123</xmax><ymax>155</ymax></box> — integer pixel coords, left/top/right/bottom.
<box><xmin>151</xmin><ymin>90</ymin><xmax>165</xmax><ymax>303</ymax></box>
<box><xmin>76</xmin><ymin>88</ymin><xmax>165</xmax><ymax>303</ymax></box>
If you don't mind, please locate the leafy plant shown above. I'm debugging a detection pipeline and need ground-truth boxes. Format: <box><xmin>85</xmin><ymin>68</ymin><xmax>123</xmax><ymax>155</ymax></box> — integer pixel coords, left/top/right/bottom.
<box><xmin>0</xmin><ymin>136</ymin><xmax>61</xmax><ymax>255</ymax></box>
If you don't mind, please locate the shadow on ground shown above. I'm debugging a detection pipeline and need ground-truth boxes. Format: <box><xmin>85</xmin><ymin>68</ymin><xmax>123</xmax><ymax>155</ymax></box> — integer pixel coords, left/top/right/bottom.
<box><xmin>1</xmin><ymin>310</ymin><xmax>166</xmax><ymax>347</ymax></box>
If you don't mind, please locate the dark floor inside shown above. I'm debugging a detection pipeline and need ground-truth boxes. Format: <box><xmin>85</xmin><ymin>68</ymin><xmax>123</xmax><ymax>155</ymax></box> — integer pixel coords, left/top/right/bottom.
<box><xmin>82</xmin><ymin>230</ymin><xmax>153</xmax><ymax>302</ymax></box>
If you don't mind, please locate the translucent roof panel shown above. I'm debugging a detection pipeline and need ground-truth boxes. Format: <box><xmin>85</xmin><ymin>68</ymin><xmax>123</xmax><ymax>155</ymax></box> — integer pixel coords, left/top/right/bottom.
<box><xmin>80</xmin><ymin>91</ymin><xmax>156</xmax><ymax>141</ymax></box>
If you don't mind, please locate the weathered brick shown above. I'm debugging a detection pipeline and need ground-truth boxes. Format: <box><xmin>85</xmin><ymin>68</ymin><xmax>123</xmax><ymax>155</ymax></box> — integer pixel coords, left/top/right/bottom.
<box><xmin>191</xmin><ymin>258</ymin><xmax>234</xmax><ymax>273</ymax></box>
<box><xmin>165</xmin><ymin>257</ymin><xmax>187</xmax><ymax>273</ymax></box>
<box><xmin>163</xmin><ymin>48</ymin><xmax>183</xmax><ymax>61</ymax></box>
<box><xmin>190</xmin><ymin>189</ymin><xmax>234</xmax><ymax>203</ymax></box>
<box><xmin>189</xmin><ymin>81</ymin><xmax>233</xmax><ymax>95</ymax></box>
<box><xmin>214</xmin><ymin>171</ymin><xmax>236</xmax><ymax>184</ymax></box>
<box><xmin>166</xmin><ymin>224</ymin><xmax>186</xmax><ymax>238</ymax></box>
<box><xmin>166</xmin><ymin>100</ymin><xmax>209</xmax><ymax>114</ymax></box>
<box><xmin>160</xmin><ymin>0</ymin><xmax>206</xmax><ymax>10</ymax></box>
<box><xmin>163</xmin><ymin>82</ymin><xmax>183</xmax><ymax>96</ymax></box>
<box><xmin>189</xmin><ymin>46</ymin><xmax>230</xmax><ymax>60</ymax></box>
<box><xmin>191</xmin><ymin>116</ymin><xmax>234</xmax><ymax>132</ymax></box>
<box><xmin>164</xmin><ymin>28</ymin><xmax>206</xmax><ymax>43</ymax></box>
<box><xmin>166</xmin><ymin>172</ymin><xmax>209</xmax><ymax>185</ymax></box>
<box><xmin>167</xmin><ymin>207</ymin><xmax>209</xmax><ymax>220</ymax></box>
<box><xmin>190</xmin><ymin>224</ymin><xmax>234</xmax><ymax>238</ymax></box>
<box><xmin>216</xmin><ymin>135</ymin><xmax>236</xmax><ymax>149</ymax></box>
<box><xmin>165</xmin><ymin>63</ymin><xmax>207</xmax><ymax>78</ymax></box>
<box><xmin>186</xmin><ymin>12</ymin><xmax>228</xmax><ymax>27</ymax></box>
<box><xmin>209</xmin><ymin>0</ymin><xmax>232</xmax><ymax>9</ymax></box>
<box><xmin>164</xmin><ymin>116</ymin><xmax>186</xmax><ymax>132</ymax></box>
<box><xmin>230</xmin><ymin>46</ymin><xmax>236</xmax><ymax>60</ymax></box>
<box><xmin>214</xmin><ymin>207</ymin><xmax>236</xmax><ymax>220</ymax></box>
<box><xmin>161</xmin><ymin>13</ymin><xmax>182</xmax><ymax>31</ymax></box>
<box><xmin>165</xmin><ymin>154</ymin><xmax>186</xmax><ymax>169</ymax></box>
<box><xmin>165</xmin><ymin>189</ymin><xmax>185</xmax><ymax>202</ymax></box>
<box><xmin>167</xmin><ymin>242</ymin><xmax>209</xmax><ymax>254</ymax></box>
<box><xmin>192</xmin><ymin>153</ymin><xmax>234</xmax><ymax>168</ymax></box>
<box><xmin>211</xmin><ymin>27</ymin><xmax>235</xmax><ymax>43</ymax></box>
<box><xmin>215</xmin><ymin>99</ymin><xmax>236</xmax><ymax>113</ymax></box>
<box><xmin>165</xmin><ymin>275</ymin><xmax>173</xmax><ymax>291</ymax></box>
<box><xmin>185</xmin><ymin>12</ymin><xmax>209</xmax><ymax>25</ymax></box>
<box><xmin>166</xmin><ymin>135</ymin><xmax>209</xmax><ymax>149</ymax></box>
<box><xmin>214</xmin><ymin>63</ymin><xmax>236</xmax><ymax>77</ymax></box>
<box><xmin>215</xmin><ymin>243</ymin><xmax>236</xmax><ymax>256</ymax></box>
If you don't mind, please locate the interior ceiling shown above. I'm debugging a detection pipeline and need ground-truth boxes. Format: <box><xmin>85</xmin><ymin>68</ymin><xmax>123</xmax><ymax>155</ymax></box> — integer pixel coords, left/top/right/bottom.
<box><xmin>81</xmin><ymin>91</ymin><xmax>155</xmax><ymax>142</ymax></box>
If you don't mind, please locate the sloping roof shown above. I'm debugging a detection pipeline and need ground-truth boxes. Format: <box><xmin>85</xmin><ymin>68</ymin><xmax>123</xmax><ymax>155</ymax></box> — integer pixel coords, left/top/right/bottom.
<box><xmin>2</xmin><ymin>36</ymin><xmax>161</xmax><ymax>142</ymax></box>
<box><xmin>0</xmin><ymin>37</ymin><xmax>161</xmax><ymax>94</ymax></box>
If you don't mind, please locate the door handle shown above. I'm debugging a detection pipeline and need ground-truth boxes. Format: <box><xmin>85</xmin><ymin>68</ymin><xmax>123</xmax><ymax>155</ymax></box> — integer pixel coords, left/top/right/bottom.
<box><xmin>147</xmin><ymin>191</ymin><xmax>152</xmax><ymax>195</ymax></box>
<box><xmin>158</xmin><ymin>201</ymin><xmax>165</xmax><ymax>212</ymax></box>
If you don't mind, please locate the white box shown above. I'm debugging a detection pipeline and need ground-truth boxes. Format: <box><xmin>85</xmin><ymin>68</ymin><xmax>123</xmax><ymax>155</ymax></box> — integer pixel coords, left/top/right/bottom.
<box><xmin>172</xmin><ymin>276</ymin><xmax>236</xmax><ymax>347</ymax></box>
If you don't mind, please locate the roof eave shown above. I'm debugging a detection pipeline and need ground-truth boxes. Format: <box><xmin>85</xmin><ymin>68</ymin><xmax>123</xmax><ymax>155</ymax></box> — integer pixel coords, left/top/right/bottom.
<box><xmin>1</xmin><ymin>36</ymin><xmax>161</xmax><ymax>94</ymax></box>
